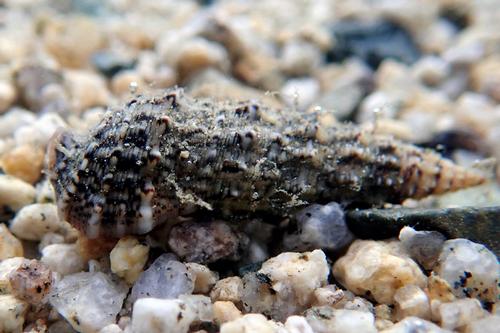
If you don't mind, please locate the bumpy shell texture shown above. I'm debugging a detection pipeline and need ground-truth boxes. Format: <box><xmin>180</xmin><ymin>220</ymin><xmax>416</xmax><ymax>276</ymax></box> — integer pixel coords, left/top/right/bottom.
<box><xmin>48</xmin><ymin>89</ymin><xmax>485</xmax><ymax>238</ymax></box>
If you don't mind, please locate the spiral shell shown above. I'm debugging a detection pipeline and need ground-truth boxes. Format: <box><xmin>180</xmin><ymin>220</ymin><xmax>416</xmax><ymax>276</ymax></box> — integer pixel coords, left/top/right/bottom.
<box><xmin>48</xmin><ymin>89</ymin><xmax>485</xmax><ymax>238</ymax></box>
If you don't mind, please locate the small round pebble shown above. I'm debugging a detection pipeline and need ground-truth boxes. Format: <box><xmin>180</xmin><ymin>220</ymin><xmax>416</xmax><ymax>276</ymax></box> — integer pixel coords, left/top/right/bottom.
<box><xmin>210</xmin><ymin>276</ymin><xmax>244</xmax><ymax>304</ymax></box>
<box><xmin>0</xmin><ymin>81</ymin><xmax>16</xmax><ymax>114</ymax></box>
<box><xmin>41</xmin><ymin>243</ymin><xmax>86</xmax><ymax>276</ymax></box>
<box><xmin>434</xmin><ymin>238</ymin><xmax>499</xmax><ymax>302</ymax></box>
<box><xmin>10</xmin><ymin>203</ymin><xmax>64</xmax><ymax>241</ymax></box>
<box><xmin>283</xmin><ymin>202</ymin><xmax>354</xmax><ymax>252</ymax></box>
<box><xmin>213</xmin><ymin>301</ymin><xmax>242</xmax><ymax>325</ymax></box>
<box><xmin>110</xmin><ymin>236</ymin><xmax>149</xmax><ymax>284</ymax></box>
<box><xmin>1</xmin><ymin>144</ymin><xmax>45</xmax><ymax>183</ymax></box>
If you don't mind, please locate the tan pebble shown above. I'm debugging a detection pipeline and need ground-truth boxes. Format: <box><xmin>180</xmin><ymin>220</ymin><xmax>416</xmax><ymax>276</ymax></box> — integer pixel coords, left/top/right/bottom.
<box><xmin>0</xmin><ymin>224</ymin><xmax>23</xmax><ymax>260</ymax></box>
<box><xmin>64</xmin><ymin>70</ymin><xmax>110</xmax><ymax>112</ymax></box>
<box><xmin>0</xmin><ymin>294</ymin><xmax>28</xmax><ymax>333</ymax></box>
<box><xmin>43</xmin><ymin>16</ymin><xmax>105</xmax><ymax>68</ymax></box>
<box><xmin>8</xmin><ymin>259</ymin><xmax>53</xmax><ymax>304</ymax></box>
<box><xmin>186</xmin><ymin>263</ymin><xmax>219</xmax><ymax>294</ymax></box>
<box><xmin>0</xmin><ymin>81</ymin><xmax>16</xmax><ymax>114</ymax></box>
<box><xmin>110</xmin><ymin>236</ymin><xmax>149</xmax><ymax>284</ymax></box>
<box><xmin>111</xmin><ymin>71</ymin><xmax>145</xmax><ymax>96</ymax></box>
<box><xmin>213</xmin><ymin>301</ymin><xmax>242</xmax><ymax>325</ymax></box>
<box><xmin>426</xmin><ymin>273</ymin><xmax>456</xmax><ymax>303</ymax></box>
<box><xmin>0</xmin><ymin>175</ymin><xmax>36</xmax><ymax>217</ymax></box>
<box><xmin>174</xmin><ymin>38</ymin><xmax>230</xmax><ymax>82</ymax></box>
<box><xmin>1</xmin><ymin>144</ymin><xmax>45</xmax><ymax>183</ymax></box>
<box><xmin>210</xmin><ymin>276</ymin><xmax>244</xmax><ymax>304</ymax></box>
<box><xmin>470</xmin><ymin>56</ymin><xmax>500</xmax><ymax>102</ymax></box>
<box><xmin>313</xmin><ymin>285</ymin><xmax>345</xmax><ymax>306</ymax></box>
<box><xmin>333</xmin><ymin>240</ymin><xmax>427</xmax><ymax>304</ymax></box>
<box><xmin>393</xmin><ymin>285</ymin><xmax>431</xmax><ymax>321</ymax></box>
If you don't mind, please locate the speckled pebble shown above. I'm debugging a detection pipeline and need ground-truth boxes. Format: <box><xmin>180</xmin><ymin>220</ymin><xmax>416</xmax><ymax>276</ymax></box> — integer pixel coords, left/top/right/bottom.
<box><xmin>8</xmin><ymin>259</ymin><xmax>53</xmax><ymax>304</ymax></box>
<box><xmin>434</xmin><ymin>238</ymin><xmax>499</xmax><ymax>302</ymax></box>
<box><xmin>168</xmin><ymin>220</ymin><xmax>249</xmax><ymax>264</ymax></box>
<box><xmin>304</xmin><ymin>307</ymin><xmax>377</xmax><ymax>333</ymax></box>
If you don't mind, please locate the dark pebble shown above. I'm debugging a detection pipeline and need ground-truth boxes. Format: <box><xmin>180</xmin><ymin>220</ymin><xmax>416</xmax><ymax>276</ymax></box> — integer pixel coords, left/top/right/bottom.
<box><xmin>327</xmin><ymin>20</ymin><xmax>421</xmax><ymax>69</ymax></box>
<box><xmin>91</xmin><ymin>52</ymin><xmax>136</xmax><ymax>78</ymax></box>
<box><xmin>418</xmin><ymin>129</ymin><xmax>488</xmax><ymax>158</ymax></box>
<box><xmin>346</xmin><ymin>206</ymin><xmax>500</xmax><ymax>256</ymax></box>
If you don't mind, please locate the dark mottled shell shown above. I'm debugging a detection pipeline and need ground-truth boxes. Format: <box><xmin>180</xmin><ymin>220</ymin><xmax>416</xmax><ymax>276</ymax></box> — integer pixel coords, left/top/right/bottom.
<box><xmin>47</xmin><ymin>89</ymin><xmax>485</xmax><ymax>238</ymax></box>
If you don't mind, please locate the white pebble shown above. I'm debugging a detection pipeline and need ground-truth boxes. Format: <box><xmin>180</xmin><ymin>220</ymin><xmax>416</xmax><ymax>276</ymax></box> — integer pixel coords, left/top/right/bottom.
<box><xmin>437</xmin><ymin>298</ymin><xmax>487</xmax><ymax>331</ymax></box>
<box><xmin>0</xmin><ymin>108</ymin><xmax>35</xmax><ymax>138</ymax></box>
<box><xmin>10</xmin><ymin>203</ymin><xmax>63</xmax><ymax>241</ymax></box>
<box><xmin>380</xmin><ymin>316</ymin><xmax>452</xmax><ymax>333</ymax></box>
<box><xmin>284</xmin><ymin>315</ymin><xmax>314</xmax><ymax>333</ymax></box>
<box><xmin>41</xmin><ymin>243</ymin><xmax>86</xmax><ymax>276</ymax></box>
<box><xmin>281</xmin><ymin>78</ymin><xmax>320</xmax><ymax>111</ymax></box>
<box><xmin>220</xmin><ymin>313</ymin><xmax>281</xmax><ymax>333</ymax></box>
<box><xmin>305</xmin><ymin>307</ymin><xmax>377</xmax><ymax>333</ymax></box>
<box><xmin>131</xmin><ymin>298</ymin><xmax>195</xmax><ymax>333</ymax></box>
<box><xmin>464</xmin><ymin>315</ymin><xmax>500</xmax><ymax>333</ymax></box>
<box><xmin>393</xmin><ymin>285</ymin><xmax>431</xmax><ymax>321</ymax></box>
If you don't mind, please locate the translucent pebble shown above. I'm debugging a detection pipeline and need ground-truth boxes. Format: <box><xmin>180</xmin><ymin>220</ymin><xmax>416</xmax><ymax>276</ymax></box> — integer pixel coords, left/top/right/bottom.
<box><xmin>129</xmin><ymin>254</ymin><xmax>194</xmax><ymax>304</ymax></box>
<box><xmin>283</xmin><ymin>202</ymin><xmax>354</xmax><ymax>252</ymax></box>
<box><xmin>49</xmin><ymin>272</ymin><xmax>128</xmax><ymax>333</ymax></box>
<box><xmin>399</xmin><ymin>226</ymin><xmax>446</xmax><ymax>270</ymax></box>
